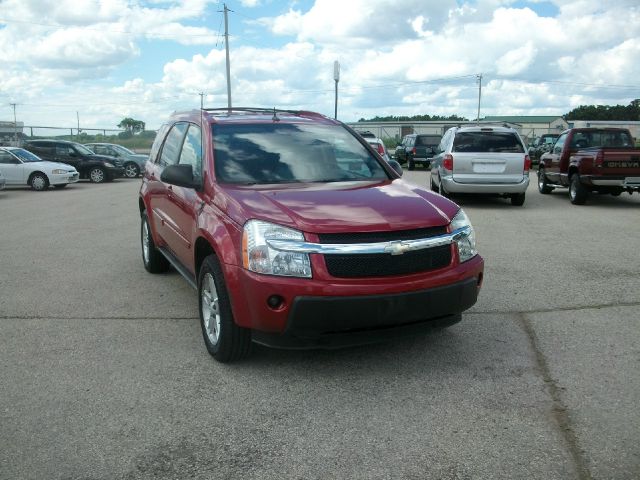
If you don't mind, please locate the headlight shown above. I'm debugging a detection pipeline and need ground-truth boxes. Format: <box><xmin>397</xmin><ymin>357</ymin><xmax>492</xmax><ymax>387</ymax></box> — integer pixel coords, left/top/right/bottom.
<box><xmin>242</xmin><ymin>220</ymin><xmax>311</xmax><ymax>278</ymax></box>
<box><xmin>102</xmin><ymin>162</ymin><xmax>114</xmax><ymax>168</ymax></box>
<box><xmin>51</xmin><ymin>169</ymin><xmax>66</xmax><ymax>174</ymax></box>
<box><xmin>450</xmin><ymin>209</ymin><xmax>477</xmax><ymax>263</ymax></box>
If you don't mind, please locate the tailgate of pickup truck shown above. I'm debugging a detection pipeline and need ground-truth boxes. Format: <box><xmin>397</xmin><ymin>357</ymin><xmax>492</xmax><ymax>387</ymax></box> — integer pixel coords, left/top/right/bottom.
<box><xmin>600</xmin><ymin>149</ymin><xmax>640</xmax><ymax>181</ymax></box>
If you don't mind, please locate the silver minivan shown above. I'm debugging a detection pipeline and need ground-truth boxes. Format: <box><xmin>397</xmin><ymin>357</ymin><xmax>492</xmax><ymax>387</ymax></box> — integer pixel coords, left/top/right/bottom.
<box><xmin>430</xmin><ymin>125</ymin><xmax>531</xmax><ymax>206</ymax></box>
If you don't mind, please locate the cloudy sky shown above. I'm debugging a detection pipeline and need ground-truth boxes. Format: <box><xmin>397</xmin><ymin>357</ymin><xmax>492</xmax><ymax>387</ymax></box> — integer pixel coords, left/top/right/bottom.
<box><xmin>1</xmin><ymin>0</ymin><xmax>639</xmax><ymax>132</ymax></box>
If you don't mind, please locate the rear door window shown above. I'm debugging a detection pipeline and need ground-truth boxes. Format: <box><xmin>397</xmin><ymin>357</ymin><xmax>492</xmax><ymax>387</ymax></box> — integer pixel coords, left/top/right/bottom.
<box><xmin>453</xmin><ymin>132</ymin><xmax>524</xmax><ymax>153</ymax></box>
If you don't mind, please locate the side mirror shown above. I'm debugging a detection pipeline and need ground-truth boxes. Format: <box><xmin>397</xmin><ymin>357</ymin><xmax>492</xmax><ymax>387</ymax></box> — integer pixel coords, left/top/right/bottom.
<box><xmin>387</xmin><ymin>159</ymin><xmax>403</xmax><ymax>176</ymax></box>
<box><xmin>69</xmin><ymin>151</ymin><xmax>77</xmax><ymax>157</ymax></box>
<box><xmin>160</xmin><ymin>164</ymin><xmax>201</xmax><ymax>189</ymax></box>
<box><xmin>554</xmin><ymin>146</ymin><xmax>561</xmax><ymax>154</ymax></box>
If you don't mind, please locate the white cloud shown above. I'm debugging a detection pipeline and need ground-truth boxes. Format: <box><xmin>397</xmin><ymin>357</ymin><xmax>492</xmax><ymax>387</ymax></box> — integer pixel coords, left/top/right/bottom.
<box><xmin>1</xmin><ymin>0</ymin><xmax>638</xmax><ymax>129</ymax></box>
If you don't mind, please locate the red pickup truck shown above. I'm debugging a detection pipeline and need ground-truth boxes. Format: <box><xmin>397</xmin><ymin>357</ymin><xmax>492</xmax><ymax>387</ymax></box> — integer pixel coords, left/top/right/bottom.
<box><xmin>538</xmin><ymin>128</ymin><xmax>640</xmax><ymax>204</ymax></box>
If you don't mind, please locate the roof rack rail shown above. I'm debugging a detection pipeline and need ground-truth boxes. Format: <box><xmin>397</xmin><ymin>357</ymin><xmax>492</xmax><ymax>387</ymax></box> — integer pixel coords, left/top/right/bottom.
<box><xmin>203</xmin><ymin>107</ymin><xmax>309</xmax><ymax>116</ymax></box>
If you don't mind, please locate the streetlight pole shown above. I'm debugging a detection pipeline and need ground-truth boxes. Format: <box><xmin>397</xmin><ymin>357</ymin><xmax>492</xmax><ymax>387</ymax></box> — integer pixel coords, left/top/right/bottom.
<box><xmin>10</xmin><ymin>103</ymin><xmax>17</xmax><ymax>145</ymax></box>
<box><xmin>333</xmin><ymin>61</ymin><xmax>340</xmax><ymax>120</ymax></box>
<box><xmin>223</xmin><ymin>3</ymin><xmax>232</xmax><ymax>110</ymax></box>
<box><xmin>476</xmin><ymin>73</ymin><xmax>483</xmax><ymax>124</ymax></box>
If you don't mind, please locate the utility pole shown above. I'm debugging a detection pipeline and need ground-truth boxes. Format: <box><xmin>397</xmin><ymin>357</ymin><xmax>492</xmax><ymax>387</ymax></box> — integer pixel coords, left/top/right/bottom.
<box><xmin>223</xmin><ymin>4</ymin><xmax>232</xmax><ymax>110</ymax></box>
<box><xmin>10</xmin><ymin>103</ymin><xmax>17</xmax><ymax>145</ymax></box>
<box><xmin>199</xmin><ymin>92</ymin><xmax>205</xmax><ymax>110</ymax></box>
<box><xmin>476</xmin><ymin>73</ymin><xmax>482</xmax><ymax>124</ymax></box>
<box><xmin>77</xmin><ymin>111</ymin><xmax>80</xmax><ymax>137</ymax></box>
<box><xmin>333</xmin><ymin>61</ymin><xmax>340</xmax><ymax>120</ymax></box>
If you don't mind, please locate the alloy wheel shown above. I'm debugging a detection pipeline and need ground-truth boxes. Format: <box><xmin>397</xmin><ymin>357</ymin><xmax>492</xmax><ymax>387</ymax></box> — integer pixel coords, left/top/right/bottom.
<box><xmin>201</xmin><ymin>273</ymin><xmax>221</xmax><ymax>346</ymax></box>
<box><xmin>125</xmin><ymin>164</ymin><xmax>138</xmax><ymax>178</ymax></box>
<box><xmin>142</xmin><ymin>220</ymin><xmax>150</xmax><ymax>264</ymax></box>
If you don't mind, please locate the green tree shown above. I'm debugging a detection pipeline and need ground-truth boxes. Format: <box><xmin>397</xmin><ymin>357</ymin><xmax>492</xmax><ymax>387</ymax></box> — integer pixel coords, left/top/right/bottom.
<box><xmin>564</xmin><ymin>99</ymin><xmax>640</xmax><ymax>121</ymax></box>
<box><xmin>117</xmin><ymin>117</ymin><xmax>146</xmax><ymax>134</ymax></box>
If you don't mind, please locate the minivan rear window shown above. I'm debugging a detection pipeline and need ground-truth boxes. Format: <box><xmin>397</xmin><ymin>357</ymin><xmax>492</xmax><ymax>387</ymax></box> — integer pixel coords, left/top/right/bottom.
<box><xmin>212</xmin><ymin>123</ymin><xmax>389</xmax><ymax>185</ymax></box>
<box><xmin>453</xmin><ymin>132</ymin><xmax>524</xmax><ymax>153</ymax></box>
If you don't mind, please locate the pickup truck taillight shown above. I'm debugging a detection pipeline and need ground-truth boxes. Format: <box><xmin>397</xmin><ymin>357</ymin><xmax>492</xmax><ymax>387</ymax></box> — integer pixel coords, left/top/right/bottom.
<box><xmin>524</xmin><ymin>154</ymin><xmax>531</xmax><ymax>172</ymax></box>
<box><xmin>376</xmin><ymin>143</ymin><xmax>385</xmax><ymax>155</ymax></box>
<box><xmin>595</xmin><ymin>150</ymin><xmax>604</xmax><ymax>167</ymax></box>
<box><xmin>443</xmin><ymin>154</ymin><xmax>454</xmax><ymax>170</ymax></box>
<box><xmin>411</xmin><ymin>147</ymin><xmax>417</xmax><ymax>155</ymax></box>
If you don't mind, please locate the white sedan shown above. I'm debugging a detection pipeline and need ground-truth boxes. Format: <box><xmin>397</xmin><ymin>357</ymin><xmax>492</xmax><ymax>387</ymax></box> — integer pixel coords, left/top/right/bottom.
<box><xmin>0</xmin><ymin>147</ymin><xmax>79</xmax><ymax>190</ymax></box>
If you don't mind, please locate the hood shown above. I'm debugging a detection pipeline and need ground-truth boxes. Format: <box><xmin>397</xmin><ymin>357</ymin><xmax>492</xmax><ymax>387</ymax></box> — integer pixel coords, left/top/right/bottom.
<box><xmin>36</xmin><ymin>161</ymin><xmax>78</xmax><ymax>171</ymax></box>
<box><xmin>217</xmin><ymin>179</ymin><xmax>460</xmax><ymax>233</ymax></box>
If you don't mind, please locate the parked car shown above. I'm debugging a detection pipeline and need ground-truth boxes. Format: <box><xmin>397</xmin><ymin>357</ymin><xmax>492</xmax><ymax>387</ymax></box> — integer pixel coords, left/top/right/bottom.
<box><xmin>0</xmin><ymin>147</ymin><xmax>79</xmax><ymax>190</ymax></box>
<box><xmin>430</xmin><ymin>125</ymin><xmax>531</xmax><ymax>206</ymax></box>
<box><xmin>139</xmin><ymin>108</ymin><xmax>484</xmax><ymax>362</ymax></box>
<box><xmin>528</xmin><ymin>133</ymin><xmax>559</xmax><ymax>163</ymax></box>
<box><xmin>364</xmin><ymin>136</ymin><xmax>391</xmax><ymax>162</ymax></box>
<box><xmin>84</xmin><ymin>143</ymin><xmax>148</xmax><ymax>178</ymax></box>
<box><xmin>23</xmin><ymin>140</ymin><xmax>124</xmax><ymax>183</ymax></box>
<box><xmin>395</xmin><ymin>134</ymin><xmax>442</xmax><ymax>170</ymax></box>
<box><xmin>538</xmin><ymin>128</ymin><xmax>640</xmax><ymax>204</ymax></box>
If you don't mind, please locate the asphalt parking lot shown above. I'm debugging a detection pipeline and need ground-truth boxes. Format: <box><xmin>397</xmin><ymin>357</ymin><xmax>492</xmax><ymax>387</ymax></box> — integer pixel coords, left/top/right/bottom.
<box><xmin>1</xmin><ymin>172</ymin><xmax>638</xmax><ymax>479</ymax></box>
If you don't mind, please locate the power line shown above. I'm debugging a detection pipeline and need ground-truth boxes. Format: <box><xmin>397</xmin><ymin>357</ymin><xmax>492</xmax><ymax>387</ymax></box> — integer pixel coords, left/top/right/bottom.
<box><xmin>0</xmin><ymin>17</ymin><xmax>221</xmax><ymax>39</ymax></box>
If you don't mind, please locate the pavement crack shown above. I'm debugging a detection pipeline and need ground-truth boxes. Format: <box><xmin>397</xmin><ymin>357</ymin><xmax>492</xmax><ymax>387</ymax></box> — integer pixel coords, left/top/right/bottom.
<box><xmin>517</xmin><ymin>312</ymin><xmax>593</xmax><ymax>480</ymax></box>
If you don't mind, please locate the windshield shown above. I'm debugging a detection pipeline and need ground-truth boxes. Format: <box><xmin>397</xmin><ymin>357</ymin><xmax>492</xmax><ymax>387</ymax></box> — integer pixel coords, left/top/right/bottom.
<box><xmin>112</xmin><ymin>144</ymin><xmax>135</xmax><ymax>155</ymax></box>
<box><xmin>73</xmin><ymin>143</ymin><xmax>95</xmax><ymax>155</ymax></box>
<box><xmin>212</xmin><ymin>123</ymin><xmax>389</xmax><ymax>184</ymax></box>
<box><xmin>12</xmin><ymin>148</ymin><xmax>43</xmax><ymax>163</ymax></box>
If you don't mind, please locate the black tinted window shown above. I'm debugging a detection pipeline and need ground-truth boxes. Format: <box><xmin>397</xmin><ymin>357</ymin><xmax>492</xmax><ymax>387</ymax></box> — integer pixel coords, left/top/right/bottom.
<box><xmin>213</xmin><ymin>123</ymin><xmax>389</xmax><ymax>184</ymax></box>
<box><xmin>453</xmin><ymin>132</ymin><xmax>524</xmax><ymax>153</ymax></box>
<box><xmin>570</xmin><ymin>130</ymin><xmax>633</xmax><ymax>149</ymax></box>
<box><xmin>416</xmin><ymin>135</ymin><xmax>441</xmax><ymax>146</ymax></box>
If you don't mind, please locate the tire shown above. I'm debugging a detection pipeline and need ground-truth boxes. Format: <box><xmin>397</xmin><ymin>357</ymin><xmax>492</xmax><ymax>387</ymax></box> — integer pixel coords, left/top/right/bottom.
<box><xmin>439</xmin><ymin>178</ymin><xmax>450</xmax><ymax>198</ymax></box>
<box><xmin>407</xmin><ymin>159</ymin><xmax>415</xmax><ymax>171</ymax></box>
<box><xmin>537</xmin><ymin>168</ymin><xmax>552</xmax><ymax>194</ymax></box>
<box><xmin>89</xmin><ymin>167</ymin><xmax>106</xmax><ymax>183</ymax></box>
<box><xmin>141</xmin><ymin>211</ymin><xmax>169</xmax><ymax>273</ymax></box>
<box><xmin>198</xmin><ymin>254</ymin><xmax>252</xmax><ymax>362</ymax></box>
<box><xmin>124</xmin><ymin>162</ymin><xmax>140</xmax><ymax>178</ymax></box>
<box><xmin>430</xmin><ymin>174</ymin><xmax>437</xmax><ymax>191</ymax></box>
<box><xmin>29</xmin><ymin>172</ymin><xmax>49</xmax><ymax>191</ymax></box>
<box><xmin>510</xmin><ymin>192</ymin><xmax>526</xmax><ymax>206</ymax></box>
<box><xmin>569</xmin><ymin>174</ymin><xmax>588</xmax><ymax>205</ymax></box>
<box><xmin>53</xmin><ymin>184</ymin><xmax>67</xmax><ymax>189</ymax></box>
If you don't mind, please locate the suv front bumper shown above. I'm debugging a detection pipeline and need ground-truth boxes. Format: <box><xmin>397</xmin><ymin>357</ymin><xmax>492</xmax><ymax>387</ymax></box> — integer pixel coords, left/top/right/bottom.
<box><xmin>225</xmin><ymin>254</ymin><xmax>484</xmax><ymax>348</ymax></box>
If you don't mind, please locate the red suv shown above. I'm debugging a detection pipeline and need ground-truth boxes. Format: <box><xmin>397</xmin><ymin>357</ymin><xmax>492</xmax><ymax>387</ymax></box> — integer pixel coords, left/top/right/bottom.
<box><xmin>139</xmin><ymin>108</ymin><xmax>484</xmax><ymax>362</ymax></box>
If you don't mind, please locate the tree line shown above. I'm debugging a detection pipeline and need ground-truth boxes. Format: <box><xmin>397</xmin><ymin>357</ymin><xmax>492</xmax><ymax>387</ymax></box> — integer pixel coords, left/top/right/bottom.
<box><xmin>357</xmin><ymin>100</ymin><xmax>640</xmax><ymax>122</ymax></box>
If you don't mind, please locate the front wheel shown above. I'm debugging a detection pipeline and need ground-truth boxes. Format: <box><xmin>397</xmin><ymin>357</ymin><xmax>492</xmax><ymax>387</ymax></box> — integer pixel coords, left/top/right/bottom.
<box><xmin>29</xmin><ymin>172</ymin><xmax>49</xmax><ymax>191</ymax></box>
<box><xmin>89</xmin><ymin>167</ymin><xmax>106</xmax><ymax>183</ymax></box>
<box><xmin>569</xmin><ymin>174</ymin><xmax>588</xmax><ymax>205</ymax></box>
<box><xmin>537</xmin><ymin>169</ymin><xmax>552</xmax><ymax>194</ymax></box>
<box><xmin>124</xmin><ymin>163</ymin><xmax>140</xmax><ymax>178</ymax></box>
<box><xmin>141</xmin><ymin>211</ymin><xmax>169</xmax><ymax>273</ymax></box>
<box><xmin>199</xmin><ymin>255</ymin><xmax>252</xmax><ymax>362</ymax></box>
<box><xmin>407</xmin><ymin>159</ymin><xmax>415</xmax><ymax>171</ymax></box>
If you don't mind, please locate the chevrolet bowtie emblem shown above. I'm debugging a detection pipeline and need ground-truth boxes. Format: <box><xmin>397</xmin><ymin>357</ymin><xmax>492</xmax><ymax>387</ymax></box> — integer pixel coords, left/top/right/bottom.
<box><xmin>385</xmin><ymin>241</ymin><xmax>411</xmax><ymax>255</ymax></box>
